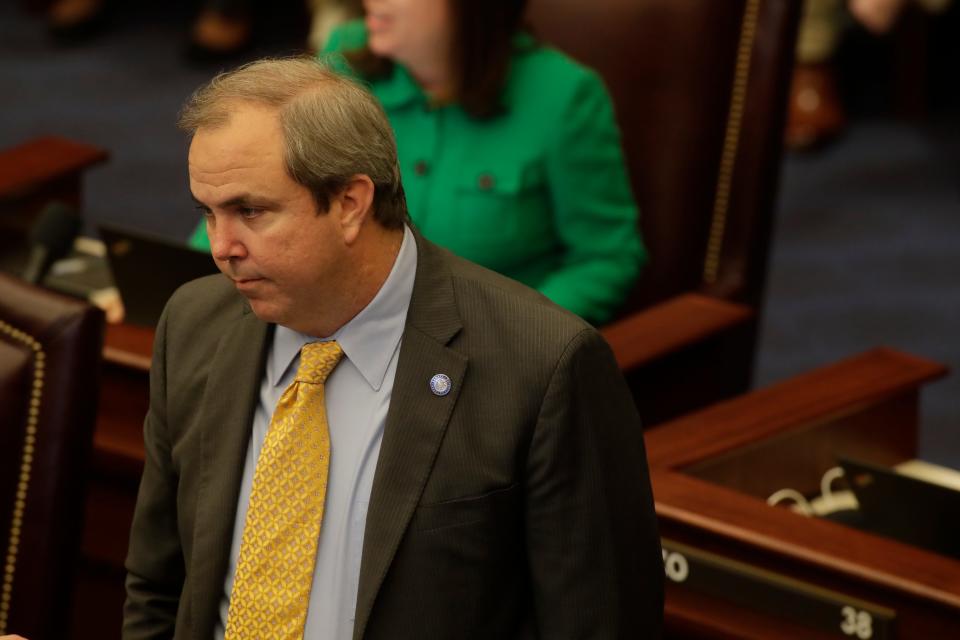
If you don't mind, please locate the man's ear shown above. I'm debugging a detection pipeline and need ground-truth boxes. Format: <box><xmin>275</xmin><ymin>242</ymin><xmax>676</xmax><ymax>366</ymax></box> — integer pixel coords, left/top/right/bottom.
<box><xmin>335</xmin><ymin>174</ymin><xmax>376</xmax><ymax>245</ymax></box>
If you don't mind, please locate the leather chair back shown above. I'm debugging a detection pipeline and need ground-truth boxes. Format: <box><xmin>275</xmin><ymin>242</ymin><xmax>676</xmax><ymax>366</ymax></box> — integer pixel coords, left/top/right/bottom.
<box><xmin>0</xmin><ymin>273</ymin><xmax>104</xmax><ymax>639</ymax></box>
<box><xmin>527</xmin><ymin>0</ymin><xmax>801</xmax><ymax>311</ymax></box>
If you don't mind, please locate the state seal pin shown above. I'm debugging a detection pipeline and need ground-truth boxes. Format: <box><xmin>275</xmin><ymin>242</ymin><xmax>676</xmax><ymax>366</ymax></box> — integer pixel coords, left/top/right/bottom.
<box><xmin>430</xmin><ymin>373</ymin><xmax>452</xmax><ymax>397</ymax></box>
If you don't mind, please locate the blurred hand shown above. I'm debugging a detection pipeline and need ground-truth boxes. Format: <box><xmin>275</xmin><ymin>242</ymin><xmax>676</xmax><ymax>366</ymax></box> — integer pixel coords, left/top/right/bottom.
<box><xmin>89</xmin><ymin>286</ymin><xmax>125</xmax><ymax>324</ymax></box>
<box><xmin>849</xmin><ymin>0</ymin><xmax>910</xmax><ymax>33</ymax></box>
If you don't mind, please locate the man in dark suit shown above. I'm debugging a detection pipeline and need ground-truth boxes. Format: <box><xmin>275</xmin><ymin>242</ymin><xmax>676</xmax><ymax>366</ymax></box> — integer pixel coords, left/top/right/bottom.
<box><xmin>123</xmin><ymin>56</ymin><xmax>663</xmax><ymax>640</ymax></box>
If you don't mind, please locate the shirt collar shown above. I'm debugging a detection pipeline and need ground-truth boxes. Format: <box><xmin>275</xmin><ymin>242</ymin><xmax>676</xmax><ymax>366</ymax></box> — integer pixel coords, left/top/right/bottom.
<box><xmin>267</xmin><ymin>225</ymin><xmax>418</xmax><ymax>391</ymax></box>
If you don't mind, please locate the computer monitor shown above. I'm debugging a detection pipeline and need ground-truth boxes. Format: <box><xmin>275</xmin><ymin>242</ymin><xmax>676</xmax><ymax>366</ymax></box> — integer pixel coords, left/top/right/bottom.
<box><xmin>99</xmin><ymin>224</ymin><xmax>220</xmax><ymax>326</ymax></box>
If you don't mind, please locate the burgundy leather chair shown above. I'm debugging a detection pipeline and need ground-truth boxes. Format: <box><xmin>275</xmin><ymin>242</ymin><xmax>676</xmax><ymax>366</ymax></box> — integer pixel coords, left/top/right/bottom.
<box><xmin>527</xmin><ymin>0</ymin><xmax>802</xmax><ymax>425</ymax></box>
<box><xmin>0</xmin><ymin>273</ymin><xmax>104</xmax><ymax>640</ymax></box>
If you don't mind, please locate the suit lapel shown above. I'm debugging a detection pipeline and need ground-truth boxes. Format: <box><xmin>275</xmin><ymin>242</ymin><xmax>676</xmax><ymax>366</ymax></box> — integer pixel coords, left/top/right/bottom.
<box><xmin>189</xmin><ymin>303</ymin><xmax>270</xmax><ymax>639</ymax></box>
<box><xmin>352</xmin><ymin>235</ymin><xmax>466</xmax><ymax>640</ymax></box>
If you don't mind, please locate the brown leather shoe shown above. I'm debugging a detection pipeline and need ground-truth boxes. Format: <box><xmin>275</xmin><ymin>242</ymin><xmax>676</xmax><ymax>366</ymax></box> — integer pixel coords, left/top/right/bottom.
<box><xmin>785</xmin><ymin>63</ymin><xmax>847</xmax><ymax>151</ymax></box>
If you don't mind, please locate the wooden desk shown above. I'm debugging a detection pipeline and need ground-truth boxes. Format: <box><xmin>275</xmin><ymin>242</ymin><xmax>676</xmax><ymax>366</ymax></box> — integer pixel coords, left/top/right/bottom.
<box><xmin>0</xmin><ymin>136</ymin><xmax>108</xmax><ymax>274</ymax></box>
<box><xmin>71</xmin><ymin>323</ymin><xmax>151</xmax><ymax>640</ymax></box>
<box><xmin>0</xmin><ymin>136</ymin><xmax>107</xmax><ymax>238</ymax></box>
<box><xmin>646</xmin><ymin>348</ymin><xmax>958</xmax><ymax>638</ymax></box>
<box><xmin>95</xmin><ymin>323</ymin><xmax>151</xmax><ymax>475</ymax></box>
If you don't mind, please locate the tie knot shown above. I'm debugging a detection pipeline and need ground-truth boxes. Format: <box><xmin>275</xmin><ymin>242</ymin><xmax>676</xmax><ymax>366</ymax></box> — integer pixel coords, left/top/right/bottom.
<box><xmin>296</xmin><ymin>341</ymin><xmax>343</xmax><ymax>384</ymax></box>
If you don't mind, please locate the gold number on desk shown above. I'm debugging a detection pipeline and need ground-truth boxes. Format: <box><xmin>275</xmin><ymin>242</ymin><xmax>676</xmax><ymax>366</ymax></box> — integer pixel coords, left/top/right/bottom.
<box><xmin>840</xmin><ymin>605</ymin><xmax>873</xmax><ymax>639</ymax></box>
<box><xmin>661</xmin><ymin>549</ymin><xmax>689</xmax><ymax>583</ymax></box>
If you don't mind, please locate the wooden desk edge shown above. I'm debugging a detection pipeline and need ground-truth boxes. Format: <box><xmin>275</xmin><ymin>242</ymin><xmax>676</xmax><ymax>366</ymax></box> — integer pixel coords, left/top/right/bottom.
<box><xmin>103</xmin><ymin>322</ymin><xmax>154</xmax><ymax>369</ymax></box>
<box><xmin>0</xmin><ymin>136</ymin><xmax>109</xmax><ymax>197</ymax></box>
<box><xmin>646</xmin><ymin>347</ymin><xmax>949</xmax><ymax>469</ymax></box>
<box><xmin>653</xmin><ymin>470</ymin><xmax>960</xmax><ymax>610</ymax></box>
<box><xmin>601</xmin><ymin>293</ymin><xmax>753</xmax><ymax>370</ymax></box>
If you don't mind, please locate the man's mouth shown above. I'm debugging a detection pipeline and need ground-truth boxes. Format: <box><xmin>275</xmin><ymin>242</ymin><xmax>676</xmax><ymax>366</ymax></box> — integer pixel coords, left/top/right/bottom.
<box><xmin>231</xmin><ymin>276</ymin><xmax>264</xmax><ymax>291</ymax></box>
<box><xmin>366</xmin><ymin>12</ymin><xmax>392</xmax><ymax>31</ymax></box>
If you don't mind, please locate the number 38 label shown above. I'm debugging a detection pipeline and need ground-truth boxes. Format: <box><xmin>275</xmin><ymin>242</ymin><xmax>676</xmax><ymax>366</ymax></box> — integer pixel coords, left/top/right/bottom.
<box><xmin>659</xmin><ymin>538</ymin><xmax>895</xmax><ymax>640</ymax></box>
<box><xmin>841</xmin><ymin>606</ymin><xmax>874</xmax><ymax>639</ymax></box>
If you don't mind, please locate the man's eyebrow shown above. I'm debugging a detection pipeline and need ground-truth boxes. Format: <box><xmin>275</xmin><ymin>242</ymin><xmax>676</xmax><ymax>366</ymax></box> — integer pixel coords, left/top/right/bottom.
<box><xmin>190</xmin><ymin>193</ymin><xmax>278</xmax><ymax>209</ymax></box>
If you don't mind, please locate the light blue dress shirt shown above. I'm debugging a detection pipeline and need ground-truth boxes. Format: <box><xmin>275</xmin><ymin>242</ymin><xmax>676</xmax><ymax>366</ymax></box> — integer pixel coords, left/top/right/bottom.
<box><xmin>215</xmin><ymin>226</ymin><xmax>417</xmax><ymax>640</ymax></box>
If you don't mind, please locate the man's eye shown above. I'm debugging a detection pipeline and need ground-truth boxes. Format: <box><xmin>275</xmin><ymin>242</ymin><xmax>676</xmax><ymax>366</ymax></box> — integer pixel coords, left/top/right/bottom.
<box><xmin>195</xmin><ymin>206</ymin><xmax>213</xmax><ymax>218</ymax></box>
<box><xmin>240</xmin><ymin>207</ymin><xmax>263</xmax><ymax>218</ymax></box>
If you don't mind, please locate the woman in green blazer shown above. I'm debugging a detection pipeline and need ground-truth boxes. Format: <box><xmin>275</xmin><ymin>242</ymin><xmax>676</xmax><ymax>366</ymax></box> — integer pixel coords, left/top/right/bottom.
<box><xmin>189</xmin><ymin>0</ymin><xmax>645</xmax><ymax>325</ymax></box>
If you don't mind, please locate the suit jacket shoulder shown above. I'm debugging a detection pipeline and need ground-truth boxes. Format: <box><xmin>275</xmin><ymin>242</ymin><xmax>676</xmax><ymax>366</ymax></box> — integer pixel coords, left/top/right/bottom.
<box><xmin>413</xmin><ymin>237</ymin><xmax>596</xmax><ymax>352</ymax></box>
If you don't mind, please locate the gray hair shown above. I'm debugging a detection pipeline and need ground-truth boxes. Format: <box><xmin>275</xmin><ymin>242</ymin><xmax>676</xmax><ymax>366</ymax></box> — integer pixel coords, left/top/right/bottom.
<box><xmin>178</xmin><ymin>56</ymin><xmax>407</xmax><ymax>228</ymax></box>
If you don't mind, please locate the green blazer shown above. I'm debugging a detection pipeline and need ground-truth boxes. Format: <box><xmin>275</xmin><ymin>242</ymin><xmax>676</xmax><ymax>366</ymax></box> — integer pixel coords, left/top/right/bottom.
<box><xmin>188</xmin><ymin>24</ymin><xmax>646</xmax><ymax>326</ymax></box>
<box><xmin>123</xmin><ymin>232</ymin><xmax>663</xmax><ymax>639</ymax></box>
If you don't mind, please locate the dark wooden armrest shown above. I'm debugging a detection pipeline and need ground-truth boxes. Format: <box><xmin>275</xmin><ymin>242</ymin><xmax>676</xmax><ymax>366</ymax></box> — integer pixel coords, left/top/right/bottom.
<box><xmin>0</xmin><ymin>135</ymin><xmax>108</xmax><ymax>200</ymax></box>
<box><xmin>646</xmin><ymin>347</ymin><xmax>947</xmax><ymax>470</ymax></box>
<box><xmin>599</xmin><ymin>293</ymin><xmax>754</xmax><ymax>425</ymax></box>
<box><xmin>601</xmin><ymin>293</ymin><xmax>753</xmax><ymax>371</ymax></box>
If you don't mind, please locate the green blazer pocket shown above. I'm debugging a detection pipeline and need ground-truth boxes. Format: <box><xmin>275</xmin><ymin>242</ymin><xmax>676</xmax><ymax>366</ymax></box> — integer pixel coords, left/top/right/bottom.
<box><xmin>452</xmin><ymin>167</ymin><xmax>551</xmax><ymax>246</ymax></box>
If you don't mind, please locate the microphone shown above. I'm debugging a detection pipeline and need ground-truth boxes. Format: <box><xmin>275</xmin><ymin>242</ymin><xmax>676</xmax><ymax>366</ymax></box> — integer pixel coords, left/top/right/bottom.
<box><xmin>21</xmin><ymin>202</ymin><xmax>82</xmax><ymax>284</ymax></box>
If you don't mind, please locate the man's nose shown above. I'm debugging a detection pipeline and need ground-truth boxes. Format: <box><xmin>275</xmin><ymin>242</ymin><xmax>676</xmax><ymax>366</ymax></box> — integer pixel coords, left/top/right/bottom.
<box><xmin>208</xmin><ymin>215</ymin><xmax>248</xmax><ymax>262</ymax></box>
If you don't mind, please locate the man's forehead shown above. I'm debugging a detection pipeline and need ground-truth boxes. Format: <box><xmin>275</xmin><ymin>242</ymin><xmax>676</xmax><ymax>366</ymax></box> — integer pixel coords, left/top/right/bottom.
<box><xmin>190</xmin><ymin>105</ymin><xmax>283</xmax><ymax>159</ymax></box>
<box><xmin>193</xmin><ymin>101</ymin><xmax>281</xmax><ymax>140</ymax></box>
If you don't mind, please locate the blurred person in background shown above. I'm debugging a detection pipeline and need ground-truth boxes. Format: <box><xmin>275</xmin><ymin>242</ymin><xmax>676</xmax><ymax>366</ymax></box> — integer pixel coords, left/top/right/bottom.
<box><xmin>188</xmin><ymin>0</ymin><xmax>646</xmax><ymax>326</ymax></box>
<box><xmin>787</xmin><ymin>0</ymin><xmax>952</xmax><ymax>149</ymax></box>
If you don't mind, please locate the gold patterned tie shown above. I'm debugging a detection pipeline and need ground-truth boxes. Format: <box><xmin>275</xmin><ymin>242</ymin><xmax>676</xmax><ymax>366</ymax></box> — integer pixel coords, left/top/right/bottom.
<box><xmin>225</xmin><ymin>341</ymin><xmax>344</xmax><ymax>640</ymax></box>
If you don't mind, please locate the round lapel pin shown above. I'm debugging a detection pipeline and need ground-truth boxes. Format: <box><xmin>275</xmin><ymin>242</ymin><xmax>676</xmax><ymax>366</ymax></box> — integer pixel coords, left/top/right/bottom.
<box><xmin>430</xmin><ymin>373</ymin><xmax>452</xmax><ymax>397</ymax></box>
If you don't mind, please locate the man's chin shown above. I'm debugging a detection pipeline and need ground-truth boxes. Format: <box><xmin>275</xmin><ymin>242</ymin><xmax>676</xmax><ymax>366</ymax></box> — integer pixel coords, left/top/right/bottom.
<box><xmin>245</xmin><ymin>298</ymin><xmax>285</xmax><ymax>325</ymax></box>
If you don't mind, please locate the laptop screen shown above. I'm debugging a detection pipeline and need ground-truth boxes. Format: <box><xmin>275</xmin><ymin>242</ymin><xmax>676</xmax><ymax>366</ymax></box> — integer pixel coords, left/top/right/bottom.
<box><xmin>99</xmin><ymin>224</ymin><xmax>220</xmax><ymax>326</ymax></box>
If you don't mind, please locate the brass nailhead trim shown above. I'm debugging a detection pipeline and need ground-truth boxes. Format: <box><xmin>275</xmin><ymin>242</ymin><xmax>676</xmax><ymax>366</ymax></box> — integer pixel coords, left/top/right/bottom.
<box><xmin>0</xmin><ymin>320</ymin><xmax>44</xmax><ymax>634</ymax></box>
<box><xmin>703</xmin><ymin>0</ymin><xmax>761</xmax><ymax>284</ymax></box>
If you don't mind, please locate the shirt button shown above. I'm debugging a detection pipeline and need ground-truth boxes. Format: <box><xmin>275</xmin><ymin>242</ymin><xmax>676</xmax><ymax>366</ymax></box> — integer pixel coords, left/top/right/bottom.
<box><xmin>477</xmin><ymin>173</ymin><xmax>495</xmax><ymax>190</ymax></box>
<box><xmin>414</xmin><ymin>160</ymin><xmax>429</xmax><ymax>176</ymax></box>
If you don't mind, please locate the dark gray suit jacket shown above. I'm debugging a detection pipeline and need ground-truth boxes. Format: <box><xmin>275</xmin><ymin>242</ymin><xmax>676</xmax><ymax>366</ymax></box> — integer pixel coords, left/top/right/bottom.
<box><xmin>123</xmin><ymin>233</ymin><xmax>663</xmax><ymax>639</ymax></box>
